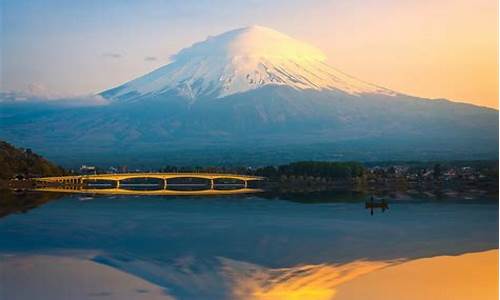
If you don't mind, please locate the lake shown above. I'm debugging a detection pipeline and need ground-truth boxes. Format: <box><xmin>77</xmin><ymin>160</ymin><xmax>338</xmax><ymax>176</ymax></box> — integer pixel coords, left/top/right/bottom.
<box><xmin>0</xmin><ymin>192</ymin><xmax>498</xmax><ymax>300</ymax></box>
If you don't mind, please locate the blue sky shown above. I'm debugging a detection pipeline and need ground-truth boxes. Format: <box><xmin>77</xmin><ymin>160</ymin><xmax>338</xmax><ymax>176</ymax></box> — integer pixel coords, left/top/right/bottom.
<box><xmin>1</xmin><ymin>0</ymin><xmax>497</xmax><ymax>107</ymax></box>
<box><xmin>2</xmin><ymin>0</ymin><xmax>340</xmax><ymax>94</ymax></box>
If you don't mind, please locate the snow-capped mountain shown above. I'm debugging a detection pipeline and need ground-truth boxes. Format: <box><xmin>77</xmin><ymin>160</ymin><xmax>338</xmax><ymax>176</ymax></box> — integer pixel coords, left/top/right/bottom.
<box><xmin>102</xmin><ymin>26</ymin><xmax>394</xmax><ymax>101</ymax></box>
<box><xmin>1</xmin><ymin>26</ymin><xmax>497</xmax><ymax>166</ymax></box>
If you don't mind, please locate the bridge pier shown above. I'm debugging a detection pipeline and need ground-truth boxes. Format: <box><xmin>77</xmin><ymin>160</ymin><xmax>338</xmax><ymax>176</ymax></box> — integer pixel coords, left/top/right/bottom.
<box><xmin>116</xmin><ymin>180</ymin><xmax>120</xmax><ymax>188</ymax></box>
<box><xmin>163</xmin><ymin>179</ymin><xmax>168</xmax><ymax>190</ymax></box>
<box><xmin>244</xmin><ymin>180</ymin><xmax>248</xmax><ymax>189</ymax></box>
<box><xmin>210</xmin><ymin>179</ymin><xmax>214</xmax><ymax>190</ymax></box>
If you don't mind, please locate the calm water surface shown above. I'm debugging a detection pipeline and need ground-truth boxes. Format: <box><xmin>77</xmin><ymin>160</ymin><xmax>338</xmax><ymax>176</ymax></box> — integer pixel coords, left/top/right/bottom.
<box><xmin>0</xmin><ymin>192</ymin><xmax>497</xmax><ymax>299</ymax></box>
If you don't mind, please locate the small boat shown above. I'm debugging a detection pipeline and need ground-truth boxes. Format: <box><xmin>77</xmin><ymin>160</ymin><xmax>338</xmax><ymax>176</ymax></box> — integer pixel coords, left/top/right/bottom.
<box><xmin>365</xmin><ymin>196</ymin><xmax>389</xmax><ymax>215</ymax></box>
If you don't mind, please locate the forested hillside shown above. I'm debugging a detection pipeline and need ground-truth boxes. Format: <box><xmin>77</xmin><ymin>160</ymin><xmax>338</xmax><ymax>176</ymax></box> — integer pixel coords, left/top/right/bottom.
<box><xmin>0</xmin><ymin>141</ymin><xmax>65</xmax><ymax>179</ymax></box>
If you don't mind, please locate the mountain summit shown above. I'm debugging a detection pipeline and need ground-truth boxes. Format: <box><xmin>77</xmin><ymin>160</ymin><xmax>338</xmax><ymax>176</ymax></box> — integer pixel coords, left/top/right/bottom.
<box><xmin>102</xmin><ymin>26</ymin><xmax>393</xmax><ymax>101</ymax></box>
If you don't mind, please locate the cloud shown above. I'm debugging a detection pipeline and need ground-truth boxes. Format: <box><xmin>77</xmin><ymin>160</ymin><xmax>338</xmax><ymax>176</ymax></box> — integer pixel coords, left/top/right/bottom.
<box><xmin>27</xmin><ymin>82</ymin><xmax>58</xmax><ymax>98</ymax></box>
<box><xmin>144</xmin><ymin>56</ymin><xmax>157</xmax><ymax>62</ymax></box>
<box><xmin>54</xmin><ymin>94</ymin><xmax>110</xmax><ymax>107</ymax></box>
<box><xmin>0</xmin><ymin>84</ymin><xmax>110</xmax><ymax>107</ymax></box>
<box><xmin>20</xmin><ymin>82</ymin><xmax>68</xmax><ymax>99</ymax></box>
<box><xmin>102</xmin><ymin>52</ymin><xmax>122</xmax><ymax>59</ymax></box>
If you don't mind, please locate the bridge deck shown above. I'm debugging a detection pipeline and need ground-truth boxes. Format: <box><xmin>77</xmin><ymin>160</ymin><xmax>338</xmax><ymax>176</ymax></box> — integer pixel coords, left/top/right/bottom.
<box><xmin>35</xmin><ymin>173</ymin><xmax>265</xmax><ymax>182</ymax></box>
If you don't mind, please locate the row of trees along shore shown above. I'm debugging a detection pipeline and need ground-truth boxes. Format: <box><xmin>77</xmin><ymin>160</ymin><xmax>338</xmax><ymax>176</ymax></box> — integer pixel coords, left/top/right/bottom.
<box><xmin>255</xmin><ymin>161</ymin><xmax>365</xmax><ymax>181</ymax></box>
<box><xmin>160</xmin><ymin>161</ymin><xmax>365</xmax><ymax>182</ymax></box>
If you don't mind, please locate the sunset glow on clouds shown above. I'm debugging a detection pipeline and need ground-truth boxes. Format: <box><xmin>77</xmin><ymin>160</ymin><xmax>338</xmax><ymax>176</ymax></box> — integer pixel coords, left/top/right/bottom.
<box><xmin>1</xmin><ymin>0</ymin><xmax>497</xmax><ymax>108</ymax></box>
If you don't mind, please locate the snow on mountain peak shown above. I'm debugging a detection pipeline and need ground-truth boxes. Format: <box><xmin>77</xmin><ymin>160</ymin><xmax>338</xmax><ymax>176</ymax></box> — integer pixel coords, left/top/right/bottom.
<box><xmin>104</xmin><ymin>26</ymin><xmax>394</xmax><ymax>101</ymax></box>
<box><xmin>173</xmin><ymin>25</ymin><xmax>327</xmax><ymax>63</ymax></box>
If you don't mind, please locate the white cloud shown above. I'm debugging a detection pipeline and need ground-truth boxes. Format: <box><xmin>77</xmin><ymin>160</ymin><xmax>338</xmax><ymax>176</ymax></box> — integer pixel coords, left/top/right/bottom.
<box><xmin>0</xmin><ymin>83</ymin><xmax>110</xmax><ymax>106</ymax></box>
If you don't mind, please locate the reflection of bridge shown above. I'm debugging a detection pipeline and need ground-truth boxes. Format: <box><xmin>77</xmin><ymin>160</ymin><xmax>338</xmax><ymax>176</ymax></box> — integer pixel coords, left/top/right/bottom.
<box><xmin>33</xmin><ymin>173</ymin><xmax>265</xmax><ymax>195</ymax></box>
<box><xmin>32</xmin><ymin>186</ymin><xmax>264</xmax><ymax>196</ymax></box>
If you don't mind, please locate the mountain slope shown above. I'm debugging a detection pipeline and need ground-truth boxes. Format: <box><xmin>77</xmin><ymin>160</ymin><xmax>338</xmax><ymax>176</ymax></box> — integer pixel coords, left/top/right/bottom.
<box><xmin>1</xmin><ymin>86</ymin><xmax>497</xmax><ymax>166</ymax></box>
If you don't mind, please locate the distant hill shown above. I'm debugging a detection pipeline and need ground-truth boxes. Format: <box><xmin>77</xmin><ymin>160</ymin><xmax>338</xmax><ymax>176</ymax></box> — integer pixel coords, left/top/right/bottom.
<box><xmin>0</xmin><ymin>141</ymin><xmax>65</xmax><ymax>179</ymax></box>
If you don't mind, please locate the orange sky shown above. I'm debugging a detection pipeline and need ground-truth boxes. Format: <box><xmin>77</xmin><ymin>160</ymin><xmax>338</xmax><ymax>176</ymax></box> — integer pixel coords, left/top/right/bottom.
<box><xmin>297</xmin><ymin>0</ymin><xmax>499</xmax><ymax>108</ymax></box>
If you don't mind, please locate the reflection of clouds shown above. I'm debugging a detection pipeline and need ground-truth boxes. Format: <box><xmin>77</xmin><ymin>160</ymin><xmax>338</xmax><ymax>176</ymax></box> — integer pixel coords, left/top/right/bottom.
<box><xmin>333</xmin><ymin>250</ymin><xmax>499</xmax><ymax>300</ymax></box>
<box><xmin>0</xmin><ymin>254</ymin><xmax>175</xmax><ymax>300</ymax></box>
<box><xmin>220</xmin><ymin>258</ymin><xmax>395</xmax><ymax>300</ymax></box>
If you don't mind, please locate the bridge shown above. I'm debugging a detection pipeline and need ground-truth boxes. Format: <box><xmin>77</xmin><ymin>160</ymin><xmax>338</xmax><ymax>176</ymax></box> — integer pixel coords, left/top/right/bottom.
<box><xmin>34</xmin><ymin>173</ymin><xmax>265</xmax><ymax>189</ymax></box>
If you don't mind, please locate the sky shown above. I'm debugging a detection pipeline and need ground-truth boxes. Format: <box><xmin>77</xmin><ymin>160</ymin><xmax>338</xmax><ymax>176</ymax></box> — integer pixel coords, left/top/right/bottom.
<box><xmin>1</xmin><ymin>0</ymin><xmax>498</xmax><ymax>108</ymax></box>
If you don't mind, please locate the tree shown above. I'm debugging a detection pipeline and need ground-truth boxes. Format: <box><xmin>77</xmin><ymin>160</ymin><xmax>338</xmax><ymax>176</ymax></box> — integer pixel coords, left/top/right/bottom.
<box><xmin>433</xmin><ymin>164</ymin><xmax>442</xmax><ymax>179</ymax></box>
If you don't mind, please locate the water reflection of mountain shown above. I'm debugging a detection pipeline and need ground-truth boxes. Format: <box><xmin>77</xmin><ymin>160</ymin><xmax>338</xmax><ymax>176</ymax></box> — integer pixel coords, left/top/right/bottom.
<box><xmin>0</xmin><ymin>194</ymin><xmax>497</xmax><ymax>299</ymax></box>
<box><xmin>88</xmin><ymin>252</ymin><xmax>395</xmax><ymax>300</ymax></box>
<box><xmin>2</xmin><ymin>249</ymin><xmax>496</xmax><ymax>300</ymax></box>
